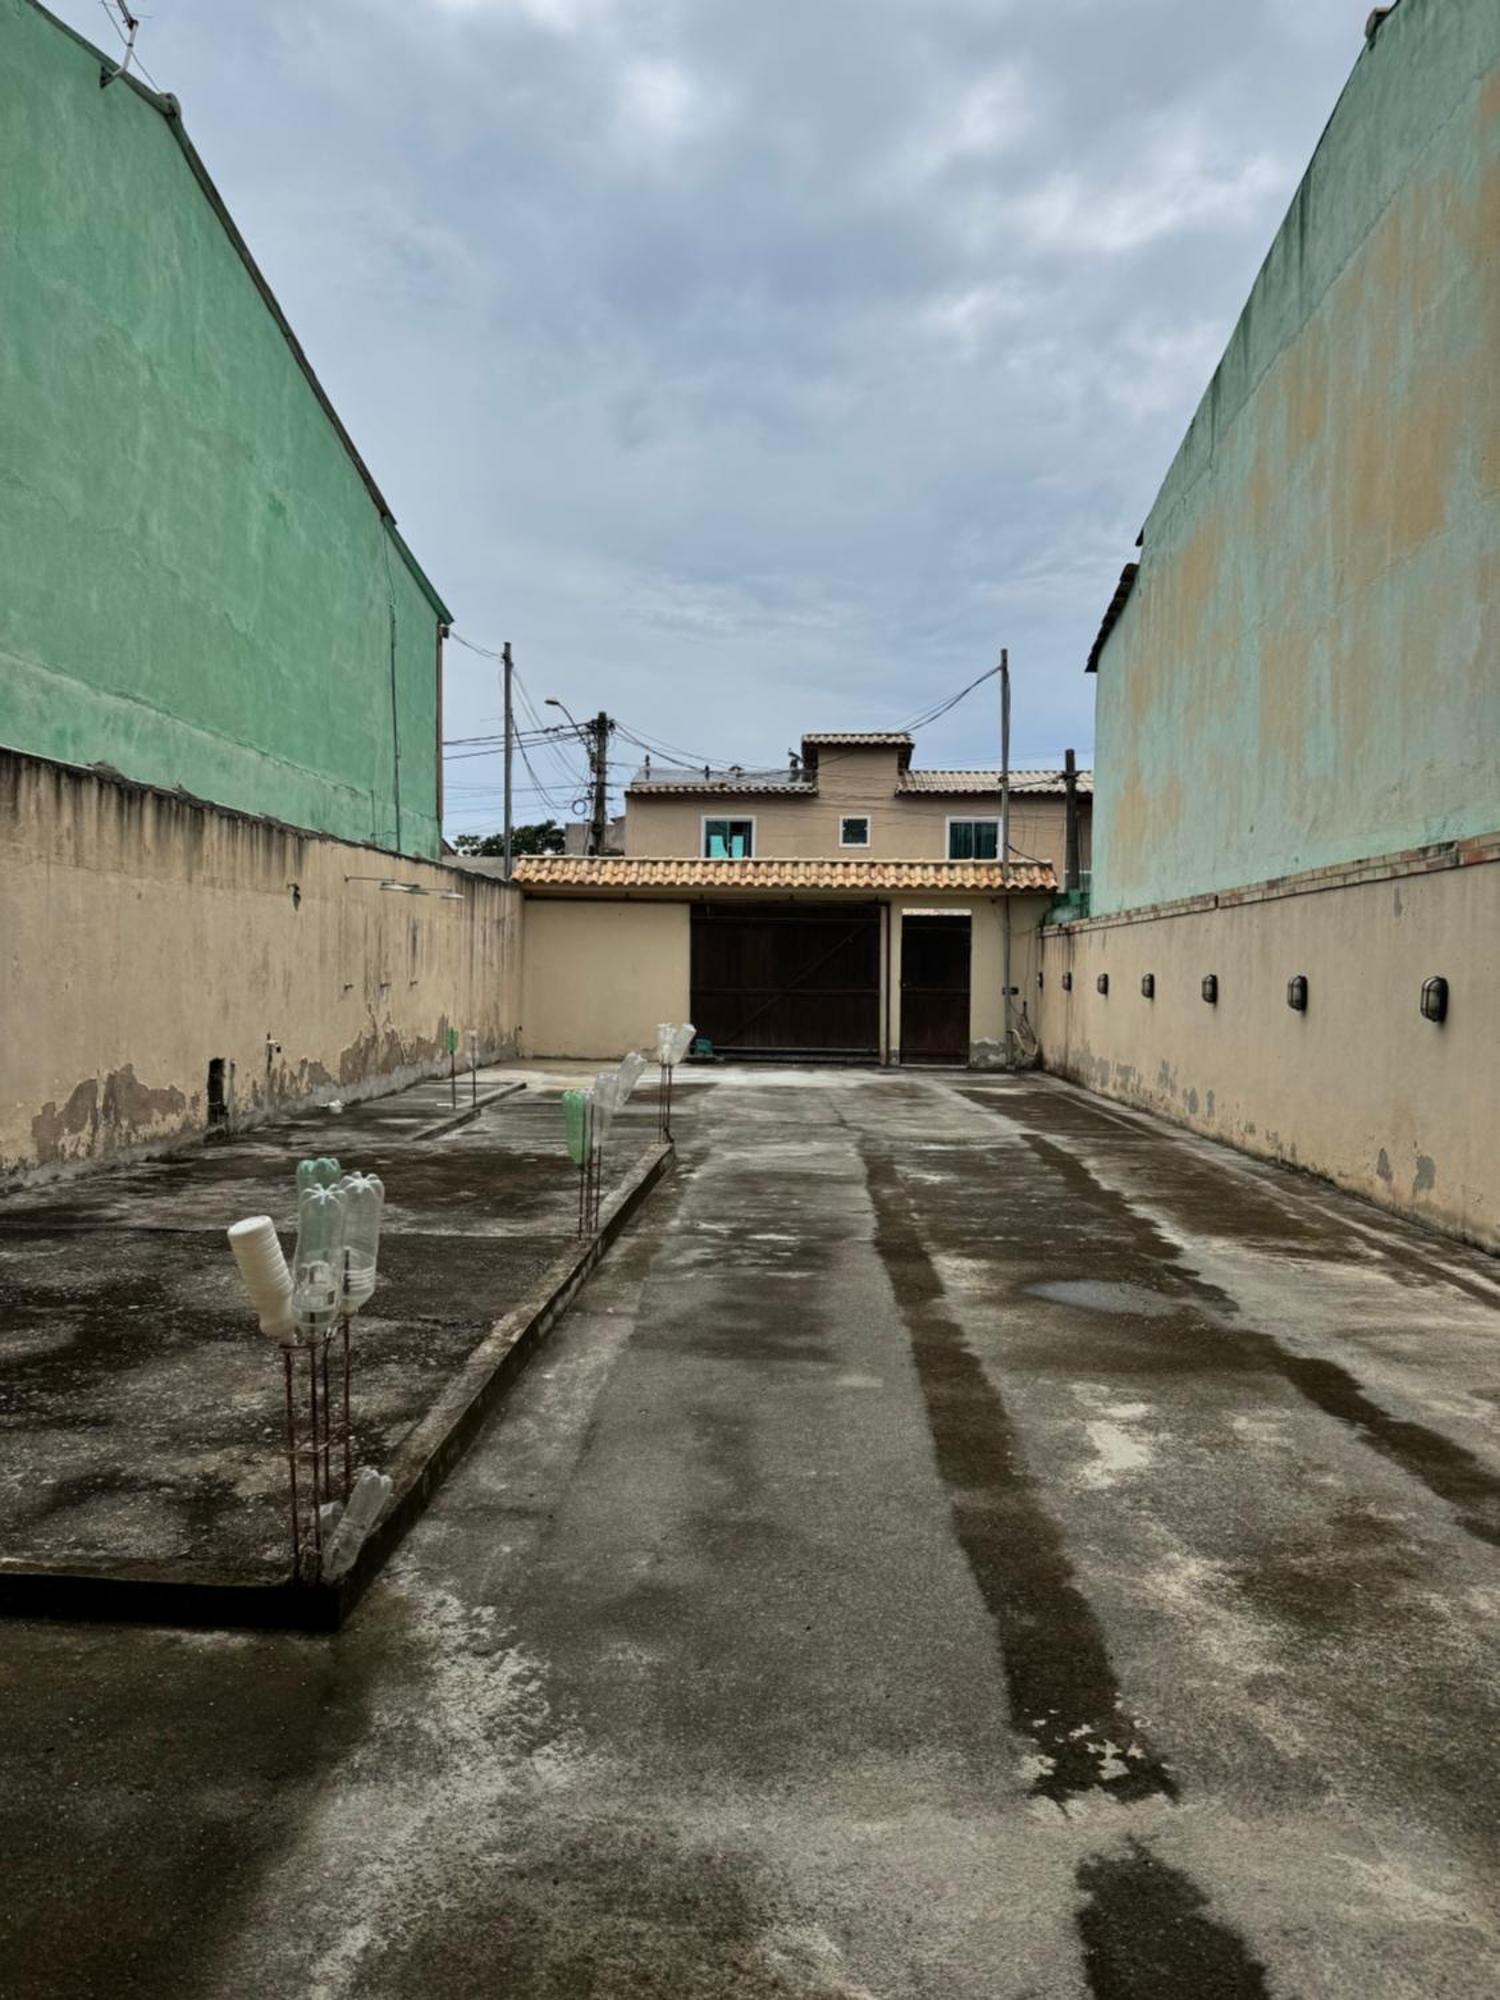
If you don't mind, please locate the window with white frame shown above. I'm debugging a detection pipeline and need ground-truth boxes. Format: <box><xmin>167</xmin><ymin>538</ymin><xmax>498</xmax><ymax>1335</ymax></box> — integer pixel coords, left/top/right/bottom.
<box><xmin>839</xmin><ymin>815</ymin><xmax>871</xmax><ymax>848</ymax></box>
<box><xmin>703</xmin><ymin>817</ymin><xmax>754</xmax><ymax>859</ymax></box>
<box><xmin>947</xmin><ymin>818</ymin><xmax>1000</xmax><ymax>861</ymax></box>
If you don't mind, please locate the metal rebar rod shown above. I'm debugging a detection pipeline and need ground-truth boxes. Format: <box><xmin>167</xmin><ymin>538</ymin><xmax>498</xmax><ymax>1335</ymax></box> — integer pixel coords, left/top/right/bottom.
<box><xmin>308</xmin><ymin>1341</ymin><xmax>323</xmax><ymax>1562</ymax></box>
<box><xmin>283</xmin><ymin>1345</ymin><xmax>300</xmax><ymax>1567</ymax></box>
<box><xmin>342</xmin><ymin>1313</ymin><xmax>353</xmax><ymax>1500</ymax></box>
<box><xmin>321</xmin><ymin>1336</ymin><xmax>334</xmax><ymax>1493</ymax></box>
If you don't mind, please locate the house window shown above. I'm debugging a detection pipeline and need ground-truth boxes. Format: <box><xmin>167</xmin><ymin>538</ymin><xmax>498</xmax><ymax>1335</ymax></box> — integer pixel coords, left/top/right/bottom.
<box><xmin>703</xmin><ymin>817</ymin><xmax>754</xmax><ymax>859</ymax></box>
<box><xmin>839</xmin><ymin>815</ymin><xmax>870</xmax><ymax>848</ymax></box>
<box><xmin>947</xmin><ymin>819</ymin><xmax>1000</xmax><ymax>861</ymax></box>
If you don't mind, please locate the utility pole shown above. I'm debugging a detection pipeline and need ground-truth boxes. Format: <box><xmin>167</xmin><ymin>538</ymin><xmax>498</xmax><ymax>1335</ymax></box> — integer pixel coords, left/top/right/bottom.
<box><xmin>999</xmin><ymin>648</ymin><xmax>1012</xmax><ymax>1067</ymax></box>
<box><xmin>501</xmin><ymin>642</ymin><xmax>514</xmax><ymax>880</ymax></box>
<box><xmin>1063</xmin><ymin>746</ymin><xmax>1080</xmax><ymax>894</ymax></box>
<box><xmin>588</xmin><ymin>710</ymin><xmax>611</xmax><ymax>856</ymax></box>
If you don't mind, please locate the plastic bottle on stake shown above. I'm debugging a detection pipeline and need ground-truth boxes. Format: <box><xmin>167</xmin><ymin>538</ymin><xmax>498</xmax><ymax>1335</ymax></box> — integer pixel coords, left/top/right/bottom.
<box><xmin>337</xmin><ymin>1172</ymin><xmax>385</xmax><ymax>1310</ymax></box>
<box><xmin>292</xmin><ymin>1183</ymin><xmax>346</xmax><ymax>1333</ymax></box>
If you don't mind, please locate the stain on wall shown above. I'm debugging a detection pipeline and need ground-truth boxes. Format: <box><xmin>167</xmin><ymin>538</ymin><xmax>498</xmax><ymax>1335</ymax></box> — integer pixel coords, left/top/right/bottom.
<box><xmin>2</xmin><ymin>750</ymin><xmax>520</xmax><ymax>1182</ymax></box>
<box><xmin>1091</xmin><ymin>0</ymin><xmax>1500</xmax><ymax>914</ymax></box>
<box><xmin>1038</xmin><ymin>847</ymin><xmax>1499</xmax><ymax>1251</ymax></box>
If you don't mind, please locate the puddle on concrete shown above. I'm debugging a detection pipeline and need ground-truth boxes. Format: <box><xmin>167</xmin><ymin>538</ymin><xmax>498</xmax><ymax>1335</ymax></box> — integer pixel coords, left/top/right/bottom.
<box><xmin>1028</xmin><ymin>1280</ymin><xmax>1181</xmax><ymax>1318</ymax></box>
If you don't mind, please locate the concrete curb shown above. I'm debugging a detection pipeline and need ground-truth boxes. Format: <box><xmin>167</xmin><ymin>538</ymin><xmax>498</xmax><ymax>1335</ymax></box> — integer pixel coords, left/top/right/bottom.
<box><xmin>0</xmin><ymin>1138</ymin><xmax>675</xmax><ymax>1634</ymax></box>
<box><xmin>409</xmin><ymin>1080</ymin><xmax>526</xmax><ymax>1142</ymax></box>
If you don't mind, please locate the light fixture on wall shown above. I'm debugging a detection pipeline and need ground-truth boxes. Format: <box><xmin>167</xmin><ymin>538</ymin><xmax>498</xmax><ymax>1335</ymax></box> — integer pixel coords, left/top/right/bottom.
<box><xmin>1096</xmin><ymin>972</ymin><xmax>1109</xmax><ymax>995</ymax></box>
<box><xmin>1202</xmin><ymin>974</ymin><xmax>1218</xmax><ymax>1004</ymax></box>
<box><xmin>1420</xmin><ymin>976</ymin><xmax>1448</xmax><ymax>1023</ymax></box>
<box><xmin>343</xmin><ymin>874</ymin><xmax>430</xmax><ymax>897</ymax></box>
<box><xmin>1140</xmin><ymin>973</ymin><xmax>1155</xmax><ymax>999</ymax></box>
<box><xmin>1287</xmin><ymin>974</ymin><xmax>1309</xmax><ymax>1012</ymax></box>
<box><xmin>1061</xmin><ymin>972</ymin><xmax>1073</xmax><ymax>992</ymax></box>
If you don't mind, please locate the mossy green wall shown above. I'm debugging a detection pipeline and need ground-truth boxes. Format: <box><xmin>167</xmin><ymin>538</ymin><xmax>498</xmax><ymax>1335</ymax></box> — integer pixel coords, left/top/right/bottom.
<box><xmin>1092</xmin><ymin>0</ymin><xmax>1500</xmax><ymax>914</ymax></box>
<box><xmin>0</xmin><ymin>0</ymin><xmax>446</xmax><ymax>856</ymax></box>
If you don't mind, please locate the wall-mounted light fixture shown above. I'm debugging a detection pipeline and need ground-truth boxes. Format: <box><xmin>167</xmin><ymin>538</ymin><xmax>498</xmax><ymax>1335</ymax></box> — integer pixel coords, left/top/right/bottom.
<box><xmin>1140</xmin><ymin>973</ymin><xmax>1155</xmax><ymax>999</ymax></box>
<box><xmin>1037</xmin><ymin>971</ymin><xmax>1044</xmax><ymax>990</ymax></box>
<box><xmin>343</xmin><ymin>874</ymin><xmax>431</xmax><ymax>897</ymax></box>
<box><xmin>437</xmin><ymin>890</ymin><xmax>466</xmax><ymax>902</ymax></box>
<box><xmin>1096</xmin><ymin>972</ymin><xmax>1109</xmax><ymax>996</ymax></box>
<box><xmin>1202</xmin><ymin>974</ymin><xmax>1218</xmax><ymax>1004</ymax></box>
<box><xmin>1062</xmin><ymin>971</ymin><xmax>1073</xmax><ymax>992</ymax></box>
<box><xmin>1420</xmin><ymin>976</ymin><xmax>1448</xmax><ymax>1023</ymax></box>
<box><xmin>1287</xmin><ymin>974</ymin><xmax>1309</xmax><ymax>1013</ymax></box>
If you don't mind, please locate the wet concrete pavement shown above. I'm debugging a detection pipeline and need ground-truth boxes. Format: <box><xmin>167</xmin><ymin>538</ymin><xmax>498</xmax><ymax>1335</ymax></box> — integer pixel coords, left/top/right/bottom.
<box><xmin>0</xmin><ymin>1066</ymin><xmax>666</xmax><ymax>1580</ymax></box>
<box><xmin>3</xmin><ymin>1068</ymin><xmax>1499</xmax><ymax>1996</ymax></box>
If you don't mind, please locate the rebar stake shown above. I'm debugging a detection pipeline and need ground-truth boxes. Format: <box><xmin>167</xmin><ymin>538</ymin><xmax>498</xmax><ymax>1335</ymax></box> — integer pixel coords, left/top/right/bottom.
<box><xmin>283</xmin><ymin>1344</ymin><xmax>300</xmax><ymax>1567</ymax></box>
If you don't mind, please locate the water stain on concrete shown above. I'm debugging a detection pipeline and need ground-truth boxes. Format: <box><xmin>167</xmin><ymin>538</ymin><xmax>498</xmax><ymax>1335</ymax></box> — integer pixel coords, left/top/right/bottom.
<box><xmin>1029</xmin><ymin>1280</ymin><xmax>1181</xmax><ymax>1319</ymax></box>
<box><xmin>1019</xmin><ymin>1133</ymin><xmax>1500</xmax><ymax>1549</ymax></box>
<box><xmin>863</xmin><ymin>1143</ymin><xmax>1176</xmax><ymax>1806</ymax></box>
<box><xmin>1076</xmin><ymin>1840</ymin><xmax>1270</xmax><ymax>1998</ymax></box>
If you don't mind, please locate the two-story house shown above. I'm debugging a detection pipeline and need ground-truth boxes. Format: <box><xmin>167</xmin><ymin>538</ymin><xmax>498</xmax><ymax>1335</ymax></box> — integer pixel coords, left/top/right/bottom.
<box><xmin>511</xmin><ymin>732</ymin><xmax>1089</xmax><ymax>1069</ymax></box>
<box><xmin>622</xmin><ymin>731</ymin><xmax>1090</xmax><ymax>876</ymax></box>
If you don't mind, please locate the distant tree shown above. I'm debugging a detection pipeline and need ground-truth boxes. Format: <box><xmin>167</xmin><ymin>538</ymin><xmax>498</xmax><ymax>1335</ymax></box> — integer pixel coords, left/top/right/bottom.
<box><xmin>453</xmin><ymin>820</ymin><xmax>565</xmax><ymax>858</ymax></box>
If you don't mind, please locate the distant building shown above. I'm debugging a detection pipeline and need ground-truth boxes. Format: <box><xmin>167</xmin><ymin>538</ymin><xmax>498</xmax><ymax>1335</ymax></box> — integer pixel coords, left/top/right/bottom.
<box><xmin>624</xmin><ymin>731</ymin><xmax>1090</xmax><ymax>882</ymax></box>
<box><xmin>0</xmin><ymin>0</ymin><xmax>451</xmax><ymax>857</ymax></box>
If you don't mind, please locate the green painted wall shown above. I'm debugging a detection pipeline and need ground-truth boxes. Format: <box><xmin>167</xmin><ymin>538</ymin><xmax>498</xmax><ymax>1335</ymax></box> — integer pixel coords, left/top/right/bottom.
<box><xmin>1091</xmin><ymin>0</ymin><xmax>1500</xmax><ymax>915</ymax></box>
<box><xmin>0</xmin><ymin>0</ymin><xmax>448</xmax><ymax>857</ymax></box>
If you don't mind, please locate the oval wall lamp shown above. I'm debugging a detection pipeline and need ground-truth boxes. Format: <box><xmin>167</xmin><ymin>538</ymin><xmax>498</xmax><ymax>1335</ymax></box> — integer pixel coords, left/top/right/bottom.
<box><xmin>1096</xmin><ymin>972</ymin><xmax>1110</xmax><ymax>996</ymax></box>
<box><xmin>1202</xmin><ymin>974</ymin><xmax>1218</xmax><ymax>1004</ymax></box>
<box><xmin>1420</xmin><ymin>976</ymin><xmax>1448</xmax><ymax>1023</ymax></box>
<box><xmin>1287</xmin><ymin>974</ymin><xmax>1309</xmax><ymax>1012</ymax></box>
<box><xmin>1140</xmin><ymin>973</ymin><xmax>1155</xmax><ymax>999</ymax></box>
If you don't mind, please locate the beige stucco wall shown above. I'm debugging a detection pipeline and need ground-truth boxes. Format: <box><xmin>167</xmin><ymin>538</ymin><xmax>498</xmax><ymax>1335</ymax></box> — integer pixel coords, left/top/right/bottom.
<box><xmin>519</xmin><ymin>898</ymin><xmax>691</xmax><ymax>1059</ymax></box>
<box><xmin>1037</xmin><ymin>849</ymin><xmax>1500</xmax><ymax>1250</ymax></box>
<box><xmin>518</xmin><ymin>889</ymin><xmax>1048</xmax><ymax>1065</ymax></box>
<box><xmin>626</xmin><ymin>755</ymin><xmax>1087</xmax><ymax>872</ymax></box>
<box><xmin>1</xmin><ymin>750</ymin><xmax>521</xmax><ymax>1182</ymax></box>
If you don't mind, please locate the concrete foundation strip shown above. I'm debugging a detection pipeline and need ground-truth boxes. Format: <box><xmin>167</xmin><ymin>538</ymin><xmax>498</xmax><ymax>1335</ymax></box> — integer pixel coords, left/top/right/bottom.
<box><xmin>0</xmin><ymin>1137</ymin><xmax>675</xmax><ymax>1634</ymax></box>
<box><xmin>407</xmin><ymin>1079</ymin><xmax>527</xmax><ymax>1142</ymax></box>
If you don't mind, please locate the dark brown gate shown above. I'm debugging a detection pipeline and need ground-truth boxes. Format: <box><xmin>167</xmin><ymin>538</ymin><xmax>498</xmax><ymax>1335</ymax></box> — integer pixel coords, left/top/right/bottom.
<box><xmin>690</xmin><ymin>903</ymin><xmax>881</xmax><ymax>1058</ymax></box>
<box><xmin>900</xmin><ymin>914</ymin><xmax>971</xmax><ymax>1064</ymax></box>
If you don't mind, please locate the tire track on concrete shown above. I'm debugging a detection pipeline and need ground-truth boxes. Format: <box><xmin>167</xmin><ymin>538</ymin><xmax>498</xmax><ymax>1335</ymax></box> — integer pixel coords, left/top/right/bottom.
<box><xmin>1021</xmin><ymin>1131</ymin><xmax>1500</xmax><ymax>1550</ymax></box>
<box><xmin>862</xmin><ymin>1140</ymin><xmax>1175</xmax><ymax>1807</ymax></box>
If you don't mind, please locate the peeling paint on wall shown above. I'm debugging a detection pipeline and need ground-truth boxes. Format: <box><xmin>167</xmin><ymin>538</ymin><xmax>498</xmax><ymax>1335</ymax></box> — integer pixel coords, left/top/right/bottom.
<box><xmin>2</xmin><ymin>751</ymin><xmax>521</xmax><ymax>1184</ymax></box>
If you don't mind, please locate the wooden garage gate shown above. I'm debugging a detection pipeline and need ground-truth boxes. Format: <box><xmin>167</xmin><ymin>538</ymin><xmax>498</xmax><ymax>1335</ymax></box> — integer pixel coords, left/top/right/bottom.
<box><xmin>690</xmin><ymin>902</ymin><xmax>881</xmax><ymax>1059</ymax></box>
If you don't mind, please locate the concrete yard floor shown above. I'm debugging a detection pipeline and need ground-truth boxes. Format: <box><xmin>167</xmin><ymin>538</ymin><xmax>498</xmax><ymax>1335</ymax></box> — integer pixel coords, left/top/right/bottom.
<box><xmin>3</xmin><ymin>1066</ymin><xmax>1499</xmax><ymax>1997</ymax></box>
<box><xmin>0</xmin><ymin>1067</ymin><xmax>672</xmax><ymax>1582</ymax></box>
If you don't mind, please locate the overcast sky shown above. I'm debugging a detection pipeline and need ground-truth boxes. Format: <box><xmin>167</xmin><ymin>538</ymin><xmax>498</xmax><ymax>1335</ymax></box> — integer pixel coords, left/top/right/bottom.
<box><xmin>70</xmin><ymin>0</ymin><xmax>1367</xmax><ymax>832</ymax></box>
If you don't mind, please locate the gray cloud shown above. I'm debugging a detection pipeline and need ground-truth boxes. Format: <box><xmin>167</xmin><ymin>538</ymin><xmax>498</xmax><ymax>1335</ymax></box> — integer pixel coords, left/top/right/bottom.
<box><xmin>66</xmin><ymin>0</ymin><xmax>1366</xmax><ymax>827</ymax></box>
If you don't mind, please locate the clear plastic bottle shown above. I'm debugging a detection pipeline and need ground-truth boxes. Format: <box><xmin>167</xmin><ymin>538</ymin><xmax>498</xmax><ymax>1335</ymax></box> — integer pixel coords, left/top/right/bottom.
<box><xmin>297</xmin><ymin>1156</ymin><xmax>342</xmax><ymax>1197</ymax></box>
<box><xmin>563</xmin><ymin>1088</ymin><xmax>591</xmax><ymax>1165</ymax></box>
<box><xmin>616</xmin><ymin>1050</ymin><xmax>646</xmax><ymax>1103</ymax></box>
<box><xmin>292</xmin><ymin>1182</ymin><xmax>346</xmax><ymax>1333</ymax></box>
<box><xmin>337</xmin><ymin>1172</ymin><xmax>385</xmax><ymax>1311</ymax></box>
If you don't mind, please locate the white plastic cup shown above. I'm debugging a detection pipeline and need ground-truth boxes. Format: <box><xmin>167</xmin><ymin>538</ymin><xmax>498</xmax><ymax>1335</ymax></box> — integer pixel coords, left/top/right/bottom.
<box><xmin>227</xmin><ymin>1216</ymin><xmax>295</xmax><ymax>1340</ymax></box>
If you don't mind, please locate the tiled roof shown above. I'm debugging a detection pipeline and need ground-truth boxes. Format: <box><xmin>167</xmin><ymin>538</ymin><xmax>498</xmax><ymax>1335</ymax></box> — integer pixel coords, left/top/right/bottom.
<box><xmin>624</xmin><ymin>777</ymin><xmax>815</xmax><ymax>797</ymax></box>
<box><xmin>897</xmin><ymin>768</ymin><xmax>1093</xmax><ymax>795</ymax></box>
<box><xmin>512</xmin><ymin>856</ymin><xmax>1056</xmax><ymax>892</ymax></box>
<box><xmin>1086</xmin><ymin>562</ymin><xmax>1139</xmax><ymax>673</ymax></box>
<box><xmin>799</xmin><ymin>731</ymin><xmax>914</xmax><ymax>748</ymax></box>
